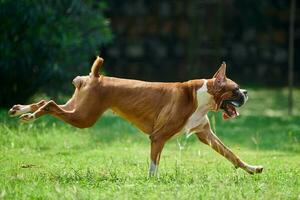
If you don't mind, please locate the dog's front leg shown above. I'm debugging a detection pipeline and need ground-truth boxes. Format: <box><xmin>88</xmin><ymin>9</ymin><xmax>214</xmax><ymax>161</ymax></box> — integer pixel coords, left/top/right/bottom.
<box><xmin>195</xmin><ymin>123</ymin><xmax>263</xmax><ymax>174</ymax></box>
<box><xmin>148</xmin><ymin>134</ymin><xmax>167</xmax><ymax>177</ymax></box>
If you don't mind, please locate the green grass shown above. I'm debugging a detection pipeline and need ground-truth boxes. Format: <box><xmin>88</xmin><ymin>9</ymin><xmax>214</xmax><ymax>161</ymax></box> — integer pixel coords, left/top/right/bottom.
<box><xmin>1</xmin><ymin>88</ymin><xmax>300</xmax><ymax>199</ymax></box>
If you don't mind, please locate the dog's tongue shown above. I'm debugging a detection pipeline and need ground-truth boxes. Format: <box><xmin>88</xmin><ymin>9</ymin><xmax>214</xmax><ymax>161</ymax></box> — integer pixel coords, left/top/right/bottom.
<box><xmin>222</xmin><ymin>104</ymin><xmax>239</xmax><ymax>120</ymax></box>
<box><xmin>222</xmin><ymin>112</ymin><xmax>231</xmax><ymax>120</ymax></box>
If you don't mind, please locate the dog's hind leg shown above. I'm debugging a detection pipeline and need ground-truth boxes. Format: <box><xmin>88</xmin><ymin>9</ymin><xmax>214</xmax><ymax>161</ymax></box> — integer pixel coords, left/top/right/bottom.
<box><xmin>195</xmin><ymin>122</ymin><xmax>263</xmax><ymax>174</ymax></box>
<box><xmin>8</xmin><ymin>100</ymin><xmax>47</xmax><ymax>117</ymax></box>
<box><xmin>19</xmin><ymin>100</ymin><xmax>87</xmax><ymax>128</ymax></box>
<box><xmin>9</xmin><ymin>96</ymin><xmax>76</xmax><ymax>117</ymax></box>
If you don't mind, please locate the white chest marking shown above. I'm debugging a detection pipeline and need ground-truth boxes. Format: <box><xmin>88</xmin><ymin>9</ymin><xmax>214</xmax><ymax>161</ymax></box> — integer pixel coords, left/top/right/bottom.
<box><xmin>184</xmin><ymin>80</ymin><xmax>213</xmax><ymax>134</ymax></box>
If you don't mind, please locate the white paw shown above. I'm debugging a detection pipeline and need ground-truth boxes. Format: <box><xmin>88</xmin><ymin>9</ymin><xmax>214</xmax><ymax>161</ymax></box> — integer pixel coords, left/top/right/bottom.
<box><xmin>19</xmin><ymin>113</ymin><xmax>36</xmax><ymax>123</ymax></box>
<box><xmin>246</xmin><ymin>165</ymin><xmax>264</xmax><ymax>174</ymax></box>
<box><xmin>148</xmin><ymin>161</ymin><xmax>159</xmax><ymax>178</ymax></box>
<box><xmin>8</xmin><ymin>105</ymin><xmax>31</xmax><ymax>117</ymax></box>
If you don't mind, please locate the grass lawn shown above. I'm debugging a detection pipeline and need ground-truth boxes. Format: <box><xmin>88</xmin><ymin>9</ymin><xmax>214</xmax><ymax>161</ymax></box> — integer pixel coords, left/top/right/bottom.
<box><xmin>0</xmin><ymin>88</ymin><xmax>300</xmax><ymax>199</ymax></box>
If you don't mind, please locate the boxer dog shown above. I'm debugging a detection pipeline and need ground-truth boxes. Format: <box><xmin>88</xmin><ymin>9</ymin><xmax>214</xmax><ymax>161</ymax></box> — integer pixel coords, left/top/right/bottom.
<box><xmin>9</xmin><ymin>56</ymin><xmax>263</xmax><ymax>176</ymax></box>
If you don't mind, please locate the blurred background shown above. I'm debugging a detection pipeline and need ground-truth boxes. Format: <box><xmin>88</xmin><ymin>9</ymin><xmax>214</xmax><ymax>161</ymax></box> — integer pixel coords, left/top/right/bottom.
<box><xmin>0</xmin><ymin>0</ymin><xmax>299</xmax><ymax>114</ymax></box>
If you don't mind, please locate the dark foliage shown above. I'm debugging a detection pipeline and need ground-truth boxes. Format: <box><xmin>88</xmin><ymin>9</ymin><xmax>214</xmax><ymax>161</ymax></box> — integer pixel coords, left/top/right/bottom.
<box><xmin>0</xmin><ymin>0</ymin><xmax>112</xmax><ymax>107</ymax></box>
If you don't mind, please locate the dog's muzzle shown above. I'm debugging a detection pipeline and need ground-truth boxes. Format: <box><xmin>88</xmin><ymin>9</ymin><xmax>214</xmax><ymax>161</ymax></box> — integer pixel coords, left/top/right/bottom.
<box><xmin>220</xmin><ymin>89</ymin><xmax>248</xmax><ymax>120</ymax></box>
<box><xmin>221</xmin><ymin>89</ymin><xmax>248</xmax><ymax>108</ymax></box>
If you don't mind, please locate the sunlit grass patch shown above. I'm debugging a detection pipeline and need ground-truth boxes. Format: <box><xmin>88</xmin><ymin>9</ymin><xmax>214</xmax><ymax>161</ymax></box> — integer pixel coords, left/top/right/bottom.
<box><xmin>0</xmin><ymin>88</ymin><xmax>300</xmax><ymax>199</ymax></box>
<box><xmin>241</xmin><ymin>88</ymin><xmax>300</xmax><ymax>116</ymax></box>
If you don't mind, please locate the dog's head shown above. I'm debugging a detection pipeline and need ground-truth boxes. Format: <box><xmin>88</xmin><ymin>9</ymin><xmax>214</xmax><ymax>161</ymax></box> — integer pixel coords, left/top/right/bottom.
<box><xmin>208</xmin><ymin>62</ymin><xmax>248</xmax><ymax>120</ymax></box>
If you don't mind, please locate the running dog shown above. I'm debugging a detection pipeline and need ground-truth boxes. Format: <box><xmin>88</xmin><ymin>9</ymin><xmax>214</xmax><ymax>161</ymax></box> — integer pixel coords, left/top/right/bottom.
<box><xmin>9</xmin><ymin>56</ymin><xmax>263</xmax><ymax>176</ymax></box>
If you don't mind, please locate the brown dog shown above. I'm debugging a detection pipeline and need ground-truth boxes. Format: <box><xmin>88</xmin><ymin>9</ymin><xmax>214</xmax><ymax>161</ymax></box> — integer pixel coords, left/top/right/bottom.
<box><xmin>9</xmin><ymin>56</ymin><xmax>263</xmax><ymax>176</ymax></box>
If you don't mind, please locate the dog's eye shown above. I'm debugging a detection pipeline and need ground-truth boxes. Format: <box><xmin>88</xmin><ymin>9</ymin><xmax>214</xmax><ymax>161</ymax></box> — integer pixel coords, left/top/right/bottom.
<box><xmin>233</xmin><ymin>87</ymin><xmax>240</xmax><ymax>94</ymax></box>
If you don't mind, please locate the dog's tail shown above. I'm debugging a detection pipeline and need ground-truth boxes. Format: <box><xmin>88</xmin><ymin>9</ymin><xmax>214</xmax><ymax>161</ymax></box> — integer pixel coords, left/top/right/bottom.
<box><xmin>91</xmin><ymin>56</ymin><xmax>104</xmax><ymax>77</ymax></box>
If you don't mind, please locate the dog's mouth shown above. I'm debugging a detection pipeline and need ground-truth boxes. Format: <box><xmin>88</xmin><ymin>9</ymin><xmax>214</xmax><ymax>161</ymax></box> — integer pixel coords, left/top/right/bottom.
<box><xmin>221</xmin><ymin>100</ymin><xmax>240</xmax><ymax>120</ymax></box>
<box><xmin>220</xmin><ymin>90</ymin><xmax>247</xmax><ymax>120</ymax></box>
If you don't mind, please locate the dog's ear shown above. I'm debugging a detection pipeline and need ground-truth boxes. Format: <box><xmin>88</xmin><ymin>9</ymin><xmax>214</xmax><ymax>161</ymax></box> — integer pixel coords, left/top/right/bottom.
<box><xmin>213</xmin><ymin>62</ymin><xmax>227</xmax><ymax>91</ymax></box>
<box><xmin>91</xmin><ymin>56</ymin><xmax>104</xmax><ymax>77</ymax></box>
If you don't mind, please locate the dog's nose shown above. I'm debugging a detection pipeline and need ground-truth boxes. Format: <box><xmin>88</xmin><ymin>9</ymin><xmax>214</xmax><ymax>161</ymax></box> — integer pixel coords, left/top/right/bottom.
<box><xmin>239</xmin><ymin>89</ymin><xmax>247</xmax><ymax>95</ymax></box>
<box><xmin>240</xmin><ymin>89</ymin><xmax>248</xmax><ymax>102</ymax></box>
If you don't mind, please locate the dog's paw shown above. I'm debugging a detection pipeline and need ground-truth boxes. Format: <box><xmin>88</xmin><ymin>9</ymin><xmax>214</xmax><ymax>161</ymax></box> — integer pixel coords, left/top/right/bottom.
<box><xmin>19</xmin><ymin>113</ymin><xmax>36</xmax><ymax>123</ymax></box>
<box><xmin>8</xmin><ymin>105</ymin><xmax>31</xmax><ymax>117</ymax></box>
<box><xmin>245</xmin><ymin>165</ymin><xmax>264</xmax><ymax>174</ymax></box>
<box><xmin>255</xmin><ymin>166</ymin><xmax>264</xmax><ymax>173</ymax></box>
